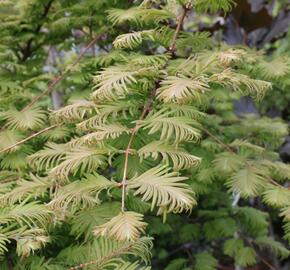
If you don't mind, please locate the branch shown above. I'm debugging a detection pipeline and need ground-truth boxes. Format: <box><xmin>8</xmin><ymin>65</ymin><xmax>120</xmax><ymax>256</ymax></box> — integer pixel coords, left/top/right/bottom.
<box><xmin>21</xmin><ymin>32</ymin><xmax>105</xmax><ymax>112</ymax></box>
<box><xmin>121</xmin><ymin>88</ymin><xmax>157</xmax><ymax>212</ymax></box>
<box><xmin>245</xmin><ymin>239</ymin><xmax>278</xmax><ymax>270</ymax></box>
<box><xmin>120</xmin><ymin>1</ymin><xmax>192</xmax><ymax>212</ymax></box>
<box><xmin>169</xmin><ymin>2</ymin><xmax>192</xmax><ymax>53</ymax></box>
<box><xmin>201</xmin><ymin>126</ymin><xmax>288</xmax><ymax>190</ymax></box>
<box><xmin>0</xmin><ymin>125</ymin><xmax>57</xmax><ymax>154</ymax></box>
<box><xmin>200</xmin><ymin>126</ymin><xmax>236</xmax><ymax>154</ymax></box>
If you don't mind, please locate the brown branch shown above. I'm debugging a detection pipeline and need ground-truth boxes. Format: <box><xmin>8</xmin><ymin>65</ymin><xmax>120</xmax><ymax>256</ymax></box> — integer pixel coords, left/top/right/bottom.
<box><xmin>259</xmin><ymin>257</ymin><xmax>277</xmax><ymax>270</ymax></box>
<box><xmin>246</xmin><ymin>239</ymin><xmax>278</xmax><ymax>270</ymax></box>
<box><xmin>120</xmin><ymin>1</ymin><xmax>192</xmax><ymax>212</ymax></box>
<box><xmin>0</xmin><ymin>125</ymin><xmax>57</xmax><ymax>154</ymax></box>
<box><xmin>21</xmin><ymin>32</ymin><xmax>105</xmax><ymax>112</ymax></box>
<box><xmin>169</xmin><ymin>2</ymin><xmax>192</xmax><ymax>53</ymax></box>
<box><xmin>200</xmin><ymin>126</ymin><xmax>236</xmax><ymax>154</ymax></box>
<box><xmin>121</xmin><ymin>88</ymin><xmax>157</xmax><ymax>211</ymax></box>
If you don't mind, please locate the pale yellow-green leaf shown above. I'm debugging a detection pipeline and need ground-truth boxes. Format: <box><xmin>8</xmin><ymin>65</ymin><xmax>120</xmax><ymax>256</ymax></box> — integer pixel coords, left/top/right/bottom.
<box><xmin>77</xmin><ymin>123</ymin><xmax>130</xmax><ymax>143</ymax></box>
<box><xmin>49</xmin><ymin>146</ymin><xmax>108</xmax><ymax>181</ymax></box>
<box><xmin>92</xmin><ymin>66</ymin><xmax>138</xmax><ymax>101</ymax></box>
<box><xmin>128</xmin><ymin>166</ymin><xmax>196</xmax><ymax>212</ymax></box>
<box><xmin>1</xmin><ymin>107</ymin><xmax>46</xmax><ymax>130</ymax></box>
<box><xmin>141</xmin><ymin>110</ymin><xmax>201</xmax><ymax>143</ymax></box>
<box><xmin>157</xmin><ymin>75</ymin><xmax>209</xmax><ymax>103</ymax></box>
<box><xmin>48</xmin><ymin>173</ymin><xmax>115</xmax><ymax>210</ymax></box>
<box><xmin>138</xmin><ymin>141</ymin><xmax>201</xmax><ymax>170</ymax></box>
<box><xmin>263</xmin><ymin>187</ymin><xmax>290</xmax><ymax>208</ymax></box>
<box><xmin>227</xmin><ymin>166</ymin><xmax>267</xmax><ymax>197</ymax></box>
<box><xmin>93</xmin><ymin>211</ymin><xmax>147</xmax><ymax>241</ymax></box>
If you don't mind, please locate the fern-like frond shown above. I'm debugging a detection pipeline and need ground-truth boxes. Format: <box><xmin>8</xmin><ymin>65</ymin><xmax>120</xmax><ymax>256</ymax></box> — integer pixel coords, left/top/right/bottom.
<box><xmin>113</xmin><ymin>30</ymin><xmax>155</xmax><ymax>50</ymax></box>
<box><xmin>229</xmin><ymin>139</ymin><xmax>265</xmax><ymax>154</ymax></box>
<box><xmin>0</xmin><ymin>130</ymin><xmax>25</xmax><ymax>153</ymax></box>
<box><xmin>28</xmin><ymin>142</ymin><xmax>68</xmax><ymax>171</ymax></box>
<box><xmin>138</xmin><ymin>141</ymin><xmax>201</xmax><ymax>170</ymax></box>
<box><xmin>92</xmin><ymin>66</ymin><xmax>138</xmax><ymax>101</ymax></box>
<box><xmin>49</xmin><ymin>173</ymin><xmax>115</xmax><ymax>210</ymax></box>
<box><xmin>141</xmin><ymin>110</ymin><xmax>201</xmax><ymax>143</ymax></box>
<box><xmin>13</xmin><ymin>228</ymin><xmax>49</xmax><ymax>258</ymax></box>
<box><xmin>226</xmin><ymin>166</ymin><xmax>267</xmax><ymax>197</ymax></box>
<box><xmin>193</xmin><ymin>0</ymin><xmax>235</xmax><ymax>13</ymax></box>
<box><xmin>177</xmin><ymin>32</ymin><xmax>212</xmax><ymax>52</ymax></box>
<box><xmin>139</xmin><ymin>8</ymin><xmax>173</xmax><ymax>23</ymax></box>
<box><xmin>39</xmin><ymin>126</ymin><xmax>71</xmax><ymax>141</ymax></box>
<box><xmin>127</xmin><ymin>53</ymin><xmax>170</xmax><ymax>67</ymax></box>
<box><xmin>0</xmin><ymin>174</ymin><xmax>50</xmax><ymax>204</ymax></box>
<box><xmin>93</xmin><ymin>211</ymin><xmax>147</xmax><ymax>241</ymax></box>
<box><xmin>211</xmin><ymin>69</ymin><xmax>272</xmax><ymax>100</ymax></box>
<box><xmin>0</xmin><ymin>202</ymin><xmax>51</xmax><ymax>228</ymax></box>
<box><xmin>51</xmin><ymin>100</ymin><xmax>96</xmax><ymax>123</ymax></box>
<box><xmin>152</xmin><ymin>26</ymin><xmax>175</xmax><ymax>48</ymax></box>
<box><xmin>1</xmin><ymin>107</ymin><xmax>46</xmax><ymax>130</ymax></box>
<box><xmin>257</xmin><ymin>58</ymin><xmax>290</xmax><ymax>80</ymax></box>
<box><xmin>91</xmin><ymin>50</ymin><xmax>128</xmax><ymax>67</ymax></box>
<box><xmin>1</xmin><ymin>148</ymin><xmax>32</xmax><ymax>170</ymax></box>
<box><xmin>49</xmin><ymin>146</ymin><xmax>108</xmax><ymax>181</ymax></box>
<box><xmin>128</xmin><ymin>166</ymin><xmax>195</xmax><ymax>213</ymax></box>
<box><xmin>0</xmin><ymin>232</ymin><xmax>10</xmax><ymax>256</ymax></box>
<box><xmin>237</xmin><ymin>207</ymin><xmax>268</xmax><ymax>233</ymax></box>
<box><xmin>108</xmin><ymin>7</ymin><xmax>172</xmax><ymax>25</ymax></box>
<box><xmin>71</xmin><ymin>202</ymin><xmax>120</xmax><ymax>240</ymax></box>
<box><xmin>162</xmin><ymin>104</ymin><xmax>206</xmax><ymax>119</ymax></box>
<box><xmin>213</xmin><ymin>152</ymin><xmax>244</xmax><ymax>174</ymax></box>
<box><xmin>283</xmin><ymin>222</ymin><xmax>290</xmax><ymax>242</ymax></box>
<box><xmin>157</xmin><ymin>75</ymin><xmax>209</xmax><ymax>103</ymax></box>
<box><xmin>203</xmin><ymin>217</ymin><xmax>237</xmax><ymax>239</ymax></box>
<box><xmin>78</xmin><ymin>124</ymin><xmax>130</xmax><ymax>143</ymax></box>
<box><xmin>118</xmin><ymin>261</ymin><xmax>151</xmax><ymax>270</ymax></box>
<box><xmin>57</xmin><ymin>236</ymin><xmax>152</xmax><ymax>268</ymax></box>
<box><xmin>107</xmin><ymin>7</ymin><xmax>144</xmax><ymax>25</ymax></box>
<box><xmin>0</xmin><ymin>80</ymin><xmax>22</xmax><ymax>94</ymax></box>
<box><xmin>194</xmin><ymin>252</ymin><xmax>218</xmax><ymax>270</ymax></box>
<box><xmin>262</xmin><ymin>187</ymin><xmax>290</xmax><ymax>208</ymax></box>
<box><xmin>235</xmin><ymin>247</ymin><xmax>257</xmax><ymax>267</ymax></box>
<box><xmin>215</xmin><ymin>48</ymin><xmax>246</xmax><ymax>66</ymax></box>
<box><xmin>77</xmin><ymin>100</ymin><xmax>140</xmax><ymax>129</ymax></box>
<box><xmin>261</xmin><ymin>160</ymin><xmax>290</xmax><ymax>181</ymax></box>
<box><xmin>255</xmin><ymin>236</ymin><xmax>290</xmax><ymax>259</ymax></box>
<box><xmin>114</xmin><ymin>153</ymin><xmax>153</xmax><ymax>180</ymax></box>
<box><xmin>223</xmin><ymin>238</ymin><xmax>244</xmax><ymax>257</ymax></box>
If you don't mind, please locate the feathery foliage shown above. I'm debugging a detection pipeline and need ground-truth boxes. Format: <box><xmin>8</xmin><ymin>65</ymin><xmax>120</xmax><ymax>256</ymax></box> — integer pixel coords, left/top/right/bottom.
<box><xmin>0</xmin><ymin>0</ymin><xmax>289</xmax><ymax>269</ymax></box>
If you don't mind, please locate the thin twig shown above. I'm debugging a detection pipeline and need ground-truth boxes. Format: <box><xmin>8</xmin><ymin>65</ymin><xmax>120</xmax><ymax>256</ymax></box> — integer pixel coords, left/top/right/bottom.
<box><xmin>120</xmin><ymin>2</ymin><xmax>190</xmax><ymax>211</ymax></box>
<box><xmin>22</xmin><ymin>32</ymin><xmax>105</xmax><ymax>112</ymax></box>
<box><xmin>121</xmin><ymin>89</ymin><xmax>157</xmax><ymax>212</ymax></box>
<box><xmin>246</xmin><ymin>239</ymin><xmax>278</xmax><ymax>270</ymax></box>
<box><xmin>259</xmin><ymin>257</ymin><xmax>277</xmax><ymax>270</ymax></box>
<box><xmin>200</xmin><ymin>126</ymin><xmax>236</xmax><ymax>154</ymax></box>
<box><xmin>169</xmin><ymin>2</ymin><xmax>192</xmax><ymax>53</ymax></box>
<box><xmin>0</xmin><ymin>125</ymin><xmax>57</xmax><ymax>154</ymax></box>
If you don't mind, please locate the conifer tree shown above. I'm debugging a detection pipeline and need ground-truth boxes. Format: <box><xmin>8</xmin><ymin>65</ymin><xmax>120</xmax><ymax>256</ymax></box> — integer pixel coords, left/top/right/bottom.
<box><xmin>0</xmin><ymin>0</ymin><xmax>290</xmax><ymax>269</ymax></box>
